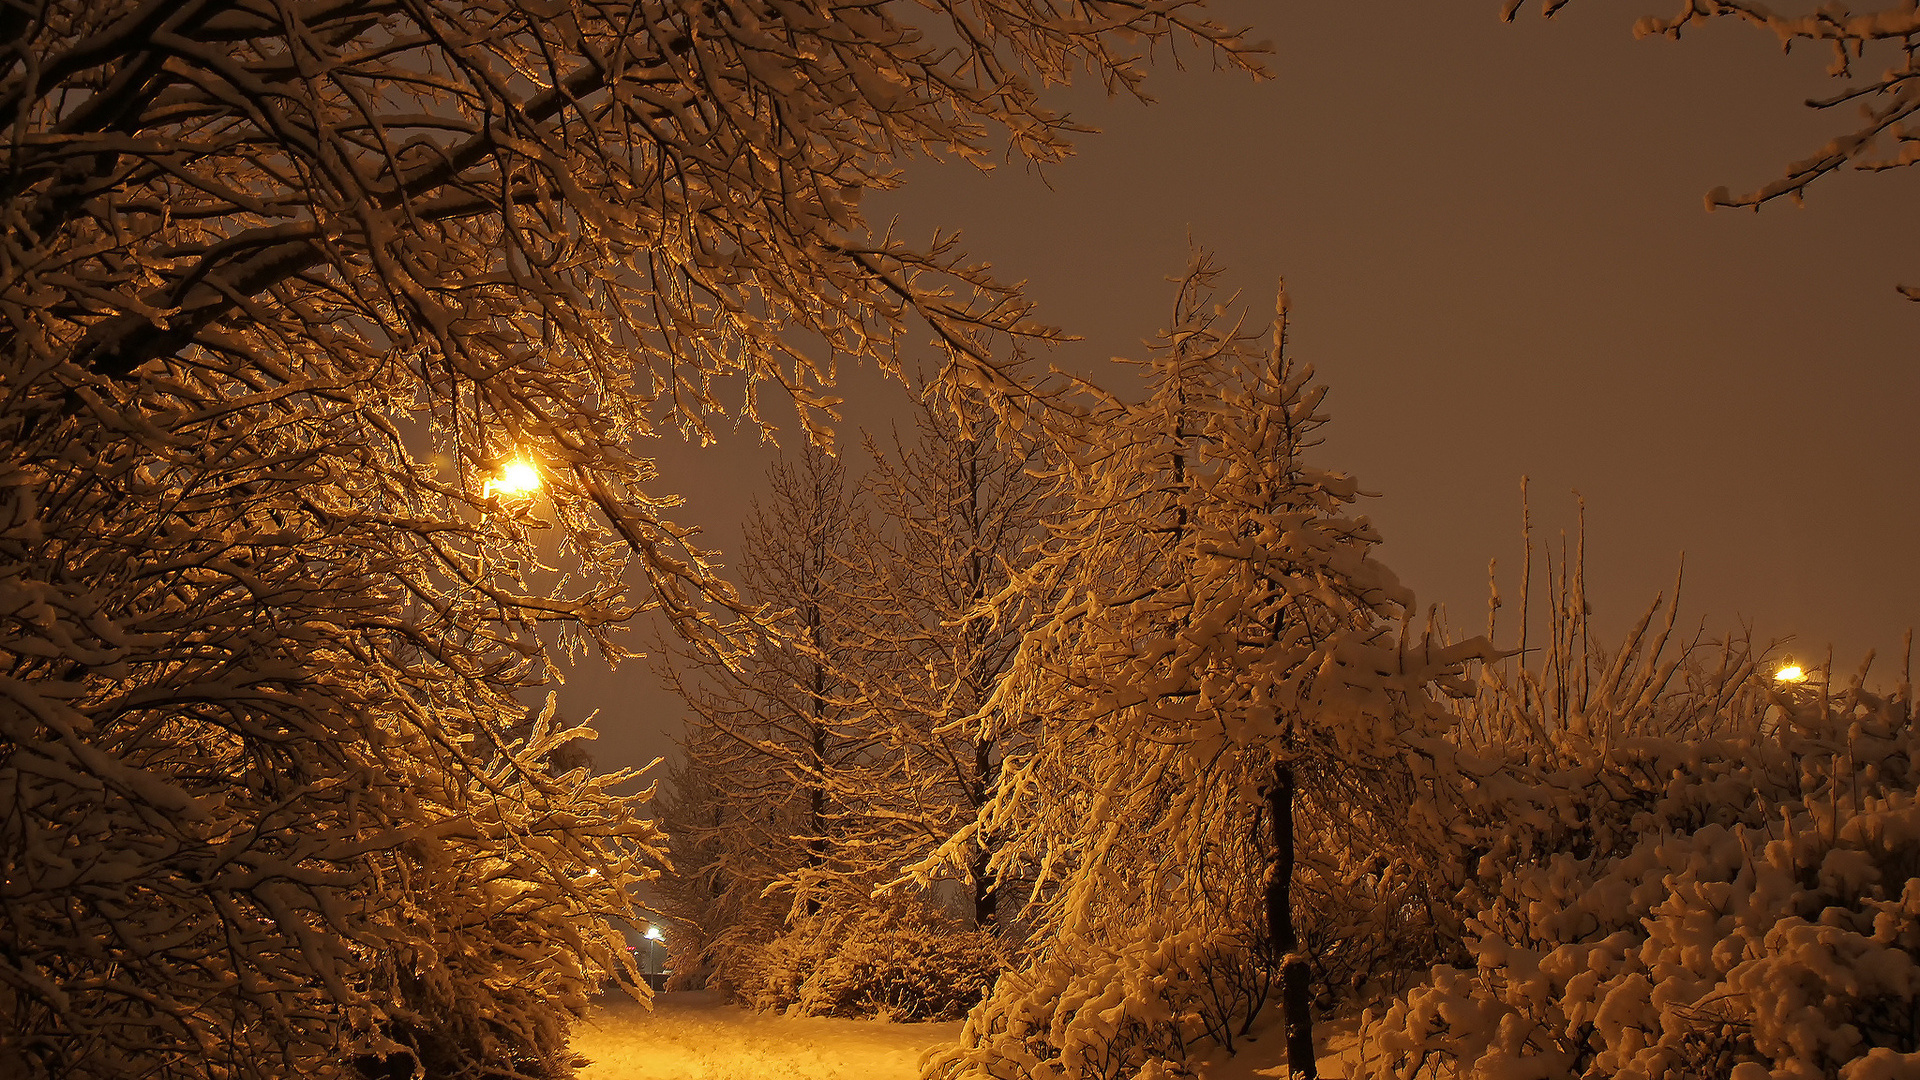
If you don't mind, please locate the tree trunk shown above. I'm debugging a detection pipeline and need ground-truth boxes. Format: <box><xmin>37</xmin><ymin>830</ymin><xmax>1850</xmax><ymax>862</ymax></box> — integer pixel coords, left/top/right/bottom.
<box><xmin>971</xmin><ymin>848</ymin><xmax>998</xmax><ymax>928</ymax></box>
<box><xmin>972</xmin><ymin>737</ymin><xmax>1000</xmax><ymax>928</ymax></box>
<box><xmin>1266</xmin><ymin>762</ymin><xmax>1316</xmax><ymax>1079</ymax></box>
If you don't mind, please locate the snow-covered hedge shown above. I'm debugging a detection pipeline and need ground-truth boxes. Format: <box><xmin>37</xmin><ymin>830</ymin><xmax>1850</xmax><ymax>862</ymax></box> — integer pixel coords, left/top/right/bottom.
<box><xmin>752</xmin><ymin>907</ymin><xmax>1004</xmax><ymax>1021</ymax></box>
<box><xmin>925</xmin><ymin>920</ymin><xmax>1274</xmax><ymax>1080</ymax></box>
<box><xmin>1355</xmin><ymin>650</ymin><xmax>1920</xmax><ymax>1080</ymax></box>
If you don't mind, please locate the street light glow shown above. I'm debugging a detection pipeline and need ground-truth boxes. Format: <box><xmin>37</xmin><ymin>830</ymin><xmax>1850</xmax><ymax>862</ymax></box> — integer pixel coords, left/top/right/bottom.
<box><xmin>485</xmin><ymin>457</ymin><xmax>541</xmax><ymax>498</ymax></box>
<box><xmin>1773</xmin><ymin>664</ymin><xmax>1806</xmax><ymax>684</ymax></box>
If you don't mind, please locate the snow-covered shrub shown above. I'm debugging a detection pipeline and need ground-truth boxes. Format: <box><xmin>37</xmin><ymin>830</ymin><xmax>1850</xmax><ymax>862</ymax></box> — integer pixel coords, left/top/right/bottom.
<box><xmin>1353</xmin><ymin>558</ymin><xmax>1920</xmax><ymax>1080</ymax></box>
<box><xmin>754</xmin><ymin>906</ymin><xmax>1004</xmax><ymax>1021</ymax></box>
<box><xmin>925</xmin><ymin>919</ymin><xmax>1270</xmax><ymax>1080</ymax></box>
<box><xmin>1290</xmin><ymin>808</ymin><xmax>1462</xmax><ymax>1007</ymax></box>
<box><xmin>1363</xmin><ymin>733</ymin><xmax>1920</xmax><ymax>1078</ymax></box>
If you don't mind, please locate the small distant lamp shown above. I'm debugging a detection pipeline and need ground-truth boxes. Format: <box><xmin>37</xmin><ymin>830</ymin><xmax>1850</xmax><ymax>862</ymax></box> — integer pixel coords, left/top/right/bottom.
<box><xmin>1772</xmin><ymin>663</ymin><xmax>1806</xmax><ymax>685</ymax></box>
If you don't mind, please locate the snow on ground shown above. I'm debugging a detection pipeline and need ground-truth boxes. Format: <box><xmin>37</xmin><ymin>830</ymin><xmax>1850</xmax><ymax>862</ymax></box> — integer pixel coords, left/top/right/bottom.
<box><xmin>573</xmin><ymin>991</ymin><xmax>1365</xmax><ymax>1080</ymax></box>
<box><xmin>573</xmin><ymin>991</ymin><xmax>961</xmax><ymax>1080</ymax></box>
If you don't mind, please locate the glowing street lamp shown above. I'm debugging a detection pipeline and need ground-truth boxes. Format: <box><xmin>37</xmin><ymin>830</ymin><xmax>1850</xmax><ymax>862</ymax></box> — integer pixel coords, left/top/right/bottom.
<box><xmin>484</xmin><ymin>457</ymin><xmax>542</xmax><ymax>499</ymax></box>
<box><xmin>1772</xmin><ymin>663</ymin><xmax>1807</xmax><ymax>685</ymax></box>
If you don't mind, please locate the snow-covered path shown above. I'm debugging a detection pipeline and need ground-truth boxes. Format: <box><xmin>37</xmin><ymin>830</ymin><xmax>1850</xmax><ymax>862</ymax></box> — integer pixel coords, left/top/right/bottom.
<box><xmin>572</xmin><ymin>992</ymin><xmax>962</xmax><ymax>1080</ymax></box>
<box><xmin>572</xmin><ymin>991</ymin><xmax>1367</xmax><ymax>1080</ymax></box>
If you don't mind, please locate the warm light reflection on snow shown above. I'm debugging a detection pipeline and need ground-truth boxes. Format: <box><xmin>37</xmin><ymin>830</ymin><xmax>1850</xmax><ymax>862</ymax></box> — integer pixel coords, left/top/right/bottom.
<box><xmin>1773</xmin><ymin>664</ymin><xmax>1806</xmax><ymax>684</ymax></box>
<box><xmin>485</xmin><ymin>458</ymin><xmax>541</xmax><ymax>498</ymax></box>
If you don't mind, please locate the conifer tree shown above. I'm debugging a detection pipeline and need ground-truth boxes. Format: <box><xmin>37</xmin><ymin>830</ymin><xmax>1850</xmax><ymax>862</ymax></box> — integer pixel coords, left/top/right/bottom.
<box><xmin>846</xmin><ymin>390</ymin><xmax>1052</xmax><ymax>932</ymax></box>
<box><xmin>658</xmin><ymin>410</ymin><xmax>1048</xmax><ymax>1011</ymax></box>
<box><xmin>653</xmin><ymin>448</ymin><xmax>876</xmax><ymax>996</ymax></box>
<box><xmin>928</xmin><ymin>256</ymin><xmax>1493</xmax><ymax>1080</ymax></box>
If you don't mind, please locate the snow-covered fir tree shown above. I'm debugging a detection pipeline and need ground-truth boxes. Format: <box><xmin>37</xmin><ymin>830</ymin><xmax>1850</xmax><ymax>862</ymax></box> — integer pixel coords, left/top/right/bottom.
<box><xmin>844</xmin><ymin>389</ymin><xmax>1053</xmax><ymax>933</ymax></box>
<box><xmin>925</xmin><ymin>256</ymin><xmax>1493</xmax><ymax>1080</ymax></box>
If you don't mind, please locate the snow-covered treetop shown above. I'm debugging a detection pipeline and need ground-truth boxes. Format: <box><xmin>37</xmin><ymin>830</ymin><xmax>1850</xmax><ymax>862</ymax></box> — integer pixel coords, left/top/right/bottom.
<box><xmin>913</xmin><ymin>255</ymin><xmax>1496</xmax><ymax>939</ymax></box>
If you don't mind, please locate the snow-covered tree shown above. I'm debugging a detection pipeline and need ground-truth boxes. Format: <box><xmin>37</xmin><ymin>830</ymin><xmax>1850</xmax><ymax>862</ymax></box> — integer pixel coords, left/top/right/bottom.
<box><xmin>1509</xmin><ymin>1</ymin><xmax>1920</xmax><ymax>297</ymax></box>
<box><xmin>649</xmin><ymin>721</ymin><xmax>781</xmax><ymax>993</ymax></box>
<box><xmin>657</xmin><ymin>416</ymin><xmax>1045</xmax><ymax>1016</ymax></box>
<box><xmin>3</xmin><ymin>2</ymin><xmax>1260</xmax><ymax>1075</ymax></box>
<box><xmin>846</xmin><ymin>389</ymin><xmax>1053</xmax><ymax>932</ymax></box>
<box><xmin>7</xmin><ymin>0</ymin><xmax>1261</xmax><ymax>472</ymax></box>
<box><xmin>0</xmin><ymin>364</ymin><xmax>664</xmax><ymax>1080</ymax></box>
<box><xmin>924</xmin><ymin>256</ymin><xmax>1492</xmax><ymax>1080</ymax></box>
<box><xmin>653</xmin><ymin>448</ymin><xmax>878</xmax><ymax>997</ymax></box>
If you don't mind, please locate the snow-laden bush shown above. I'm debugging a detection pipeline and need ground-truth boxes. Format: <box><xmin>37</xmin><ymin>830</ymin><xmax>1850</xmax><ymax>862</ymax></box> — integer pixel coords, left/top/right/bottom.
<box><xmin>753</xmin><ymin>906</ymin><xmax>1003</xmax><ymax>1021</ymax></box>
<box><xmin>1362</xmin><ymin>730</ymin><xmax>1920</xmax><ymax>1077</ymax></box>
<box><xmin>925</xmin><ymin>919</ymin><xmax>1276</xmax><ymax>1080</ymax></box>
<box><xmin>1287</xmin><ymin>785</ymin><xmax>1467</xmax><ymax>1006</ymax></box>
<box><xmin>1353</xmin><ymin>561</ymin><xmax>1920</xmax><ymax>1080</ymax></box>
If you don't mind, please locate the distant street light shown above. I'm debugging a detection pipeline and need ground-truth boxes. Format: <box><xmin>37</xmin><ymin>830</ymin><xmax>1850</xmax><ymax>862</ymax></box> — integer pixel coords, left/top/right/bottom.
<box><xmin>484</xmin><ymin>457</ymin><xmax>542</xmax><ymax>499</ymax></box>
<box><xmin>1772</xmin><ymin>663</ymin><xmax>1807</xmax><ymax>684</ymax></box>
<box><xmin>644</xmin><ymin>926</ymin><xmax>664</xmax><ymax>942</ymax></box>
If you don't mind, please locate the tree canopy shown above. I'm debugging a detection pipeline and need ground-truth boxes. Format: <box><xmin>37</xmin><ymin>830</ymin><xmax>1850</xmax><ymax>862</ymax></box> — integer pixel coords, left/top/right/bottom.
<box><xmin>1</xmin><ymin>3</ymin><xmax>1261</xmax><ymax>1077</ymax></box>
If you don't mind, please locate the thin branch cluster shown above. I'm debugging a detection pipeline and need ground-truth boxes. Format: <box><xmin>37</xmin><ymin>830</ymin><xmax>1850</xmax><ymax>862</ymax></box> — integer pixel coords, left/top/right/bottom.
<box><xmin>1509</xmin><ymin>1</ymin><xmax>1920</xmax><ymax>294</ymax></box>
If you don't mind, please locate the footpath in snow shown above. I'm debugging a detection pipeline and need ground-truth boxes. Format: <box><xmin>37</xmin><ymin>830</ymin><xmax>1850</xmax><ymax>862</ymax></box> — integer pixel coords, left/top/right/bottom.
<box><xmin>573</xmin><ymin>991</ymin><xmax>961</xmax><ymax>1080</ymax></box>
<box><xmin>572</xmin><ymin>990</ymin><xmax>1366</xmax><ymax>1080</ymax></box>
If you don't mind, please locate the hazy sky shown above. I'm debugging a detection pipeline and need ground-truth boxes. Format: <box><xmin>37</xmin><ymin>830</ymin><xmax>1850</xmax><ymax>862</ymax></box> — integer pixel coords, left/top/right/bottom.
<box><xmin>561</xmin><ymin>1</ymin><xmax>1919</xmax><ymax>777</ymax></box>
